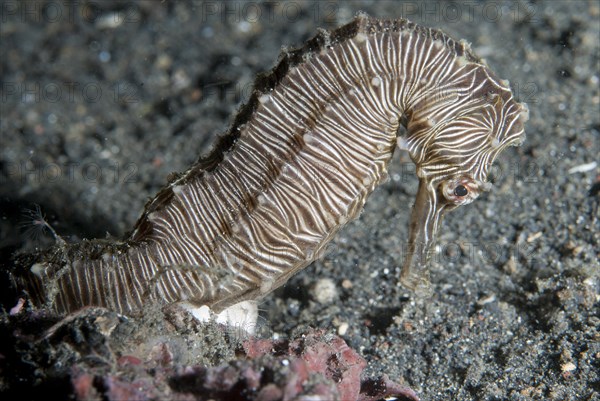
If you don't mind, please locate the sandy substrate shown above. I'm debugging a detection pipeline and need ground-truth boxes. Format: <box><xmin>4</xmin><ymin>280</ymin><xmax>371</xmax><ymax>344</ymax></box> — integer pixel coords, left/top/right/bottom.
<box><xmin>1</xmin><ymin>1</ymin><xmax>598</xmax><ymax>400</ymax></box>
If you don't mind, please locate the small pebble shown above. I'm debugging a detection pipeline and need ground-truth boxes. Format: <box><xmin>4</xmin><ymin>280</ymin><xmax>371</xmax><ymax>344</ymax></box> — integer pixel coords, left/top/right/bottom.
<box><xmin>341</xmin><ymin>279</ymin><xmax>353</xmax><ymax>289</ymax></box>
<box><xmin>561</xmin><ymin>362</ymin><xmax>576</xmax><ymax>372</ymax></box>
<box><xmin>337</xmin><ymin>322</ymin><xmax>349</xmax><ymax>336</ymax></box>
<box><xmin>477</xmin><ymin>294</ymin><xmax>497</xmax><ymax>306</ymax></box>
<box><xmin>311</xmin><ymin>278</ymin><xmax>338</xmax><ymax>304</ymax></box>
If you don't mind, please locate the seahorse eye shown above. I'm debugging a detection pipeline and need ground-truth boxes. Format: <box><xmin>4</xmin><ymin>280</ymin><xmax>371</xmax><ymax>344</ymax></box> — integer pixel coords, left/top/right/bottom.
<box><xmin>454</xmin><ymin>185</ymin><xmax>468</xmax><ymax>197</ymax></box>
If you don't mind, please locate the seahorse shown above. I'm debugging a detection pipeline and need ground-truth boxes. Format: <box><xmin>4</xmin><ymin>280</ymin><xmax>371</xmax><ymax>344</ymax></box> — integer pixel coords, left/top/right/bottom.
<box><xmin>11</xmin><ymin>13</ymin><xmax>528</xmax><ymax>319</ymax></box>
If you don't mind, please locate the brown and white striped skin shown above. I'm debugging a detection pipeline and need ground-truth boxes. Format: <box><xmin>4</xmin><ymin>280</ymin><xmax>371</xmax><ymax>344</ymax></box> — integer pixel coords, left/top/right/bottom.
<box><xmin>16</xmin><ymin>14</ymin><xmax>528</xmax><ymax>315</ymax></box>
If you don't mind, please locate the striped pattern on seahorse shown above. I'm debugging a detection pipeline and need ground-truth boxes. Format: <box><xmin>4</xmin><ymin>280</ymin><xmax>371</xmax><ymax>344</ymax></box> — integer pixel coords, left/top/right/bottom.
<box><xmin>20</xmin><ymin>14</ymin><xmax>527</xmax><ymax>314</ymax></box>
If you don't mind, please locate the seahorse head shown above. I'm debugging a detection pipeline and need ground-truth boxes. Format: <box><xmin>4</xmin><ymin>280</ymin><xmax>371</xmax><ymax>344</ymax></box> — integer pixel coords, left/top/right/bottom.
<box><xmin>399</xmin><ymin>69</ymin><xmax>528</xmax><ymax>292</ymax></box>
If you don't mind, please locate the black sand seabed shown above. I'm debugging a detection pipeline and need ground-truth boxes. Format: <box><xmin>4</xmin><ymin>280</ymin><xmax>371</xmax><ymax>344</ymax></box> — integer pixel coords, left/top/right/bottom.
<box><xmin>0</xmin><ymin>1</ymin><xmax>598</xmax><ymax>400</ymax></box>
